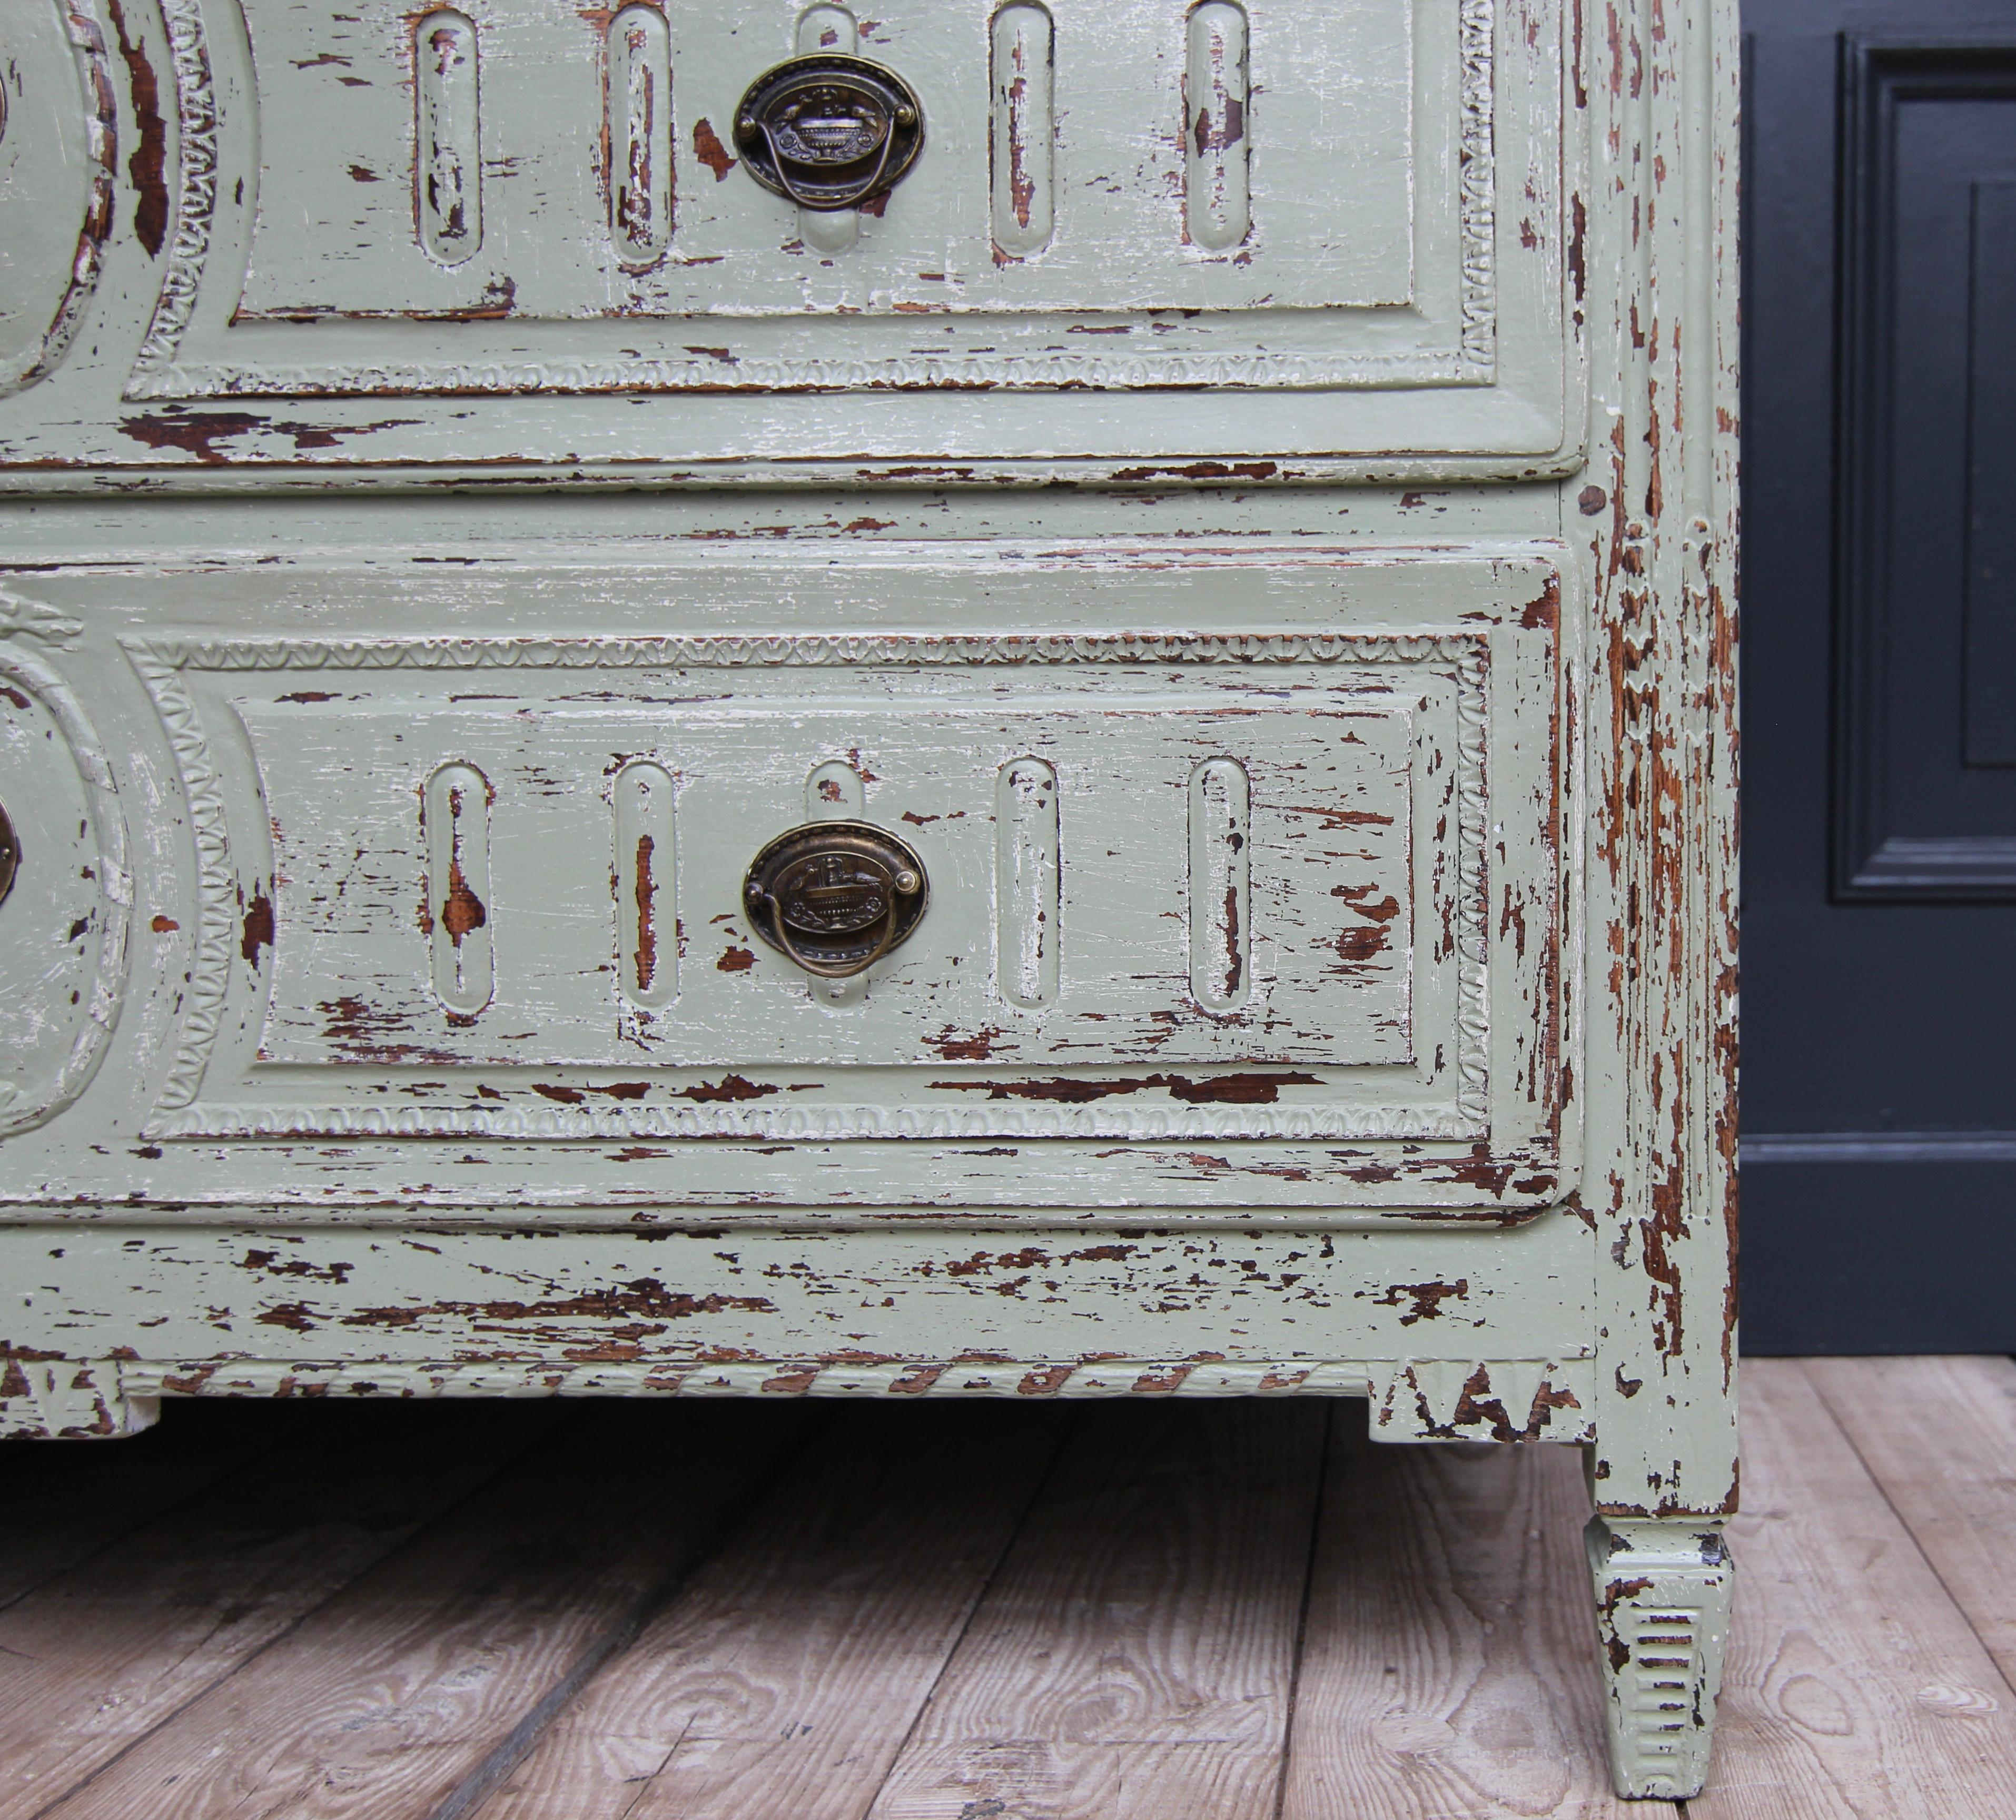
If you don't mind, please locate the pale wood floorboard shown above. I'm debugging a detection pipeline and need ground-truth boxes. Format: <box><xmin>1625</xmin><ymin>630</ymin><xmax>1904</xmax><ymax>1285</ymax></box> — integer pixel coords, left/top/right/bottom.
<box><xmin>29</xmin><ymin>1402</ymin><xmax>815</xmax><ymax>1820</ymax></box>
<box><xmin>1279</xmin><ymin>1407</ymin><xmax>1663</xmax><ymax>1820</ymax></box>
<box><xmin>6</xmin><ymin>1365</ymin><xmax>2016</xmax><ymax>1818</ymax></box>
<box><xmin>472</xmin><ymin>1402</ymin><xmax>1070</xmax><ymax>1820</ymax></box>
<box><xmin>0</xmin><ymin>1400</ymin><xmax>557</xmax><ymax>1820</ymax></box>
<box><xmin>865</xmin><ymin>1400</ymin><xmax>1331</xmax><ymax>1820</ymax></box>
<box><xmin>1687</xmin><ymin>1357</ymin><xmax>2016</xmax><ymax>1820</ymax></box>
<box><xmin>1803</xmin><ymin>1354</ymin><xmax>2016</xmax><ymax>1690</ymax></box>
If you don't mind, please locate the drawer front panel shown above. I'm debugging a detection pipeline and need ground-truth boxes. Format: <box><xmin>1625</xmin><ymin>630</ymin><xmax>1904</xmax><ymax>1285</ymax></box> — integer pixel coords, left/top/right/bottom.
<box><xmin>0</xmin><ymin>0</ymin><xmax>1575</xmax><ymax>479</ymax></box>
<box><xmin>240</xmin><ymin>683</ymin><xmax>1429</xmax><ymax>1081</ymax></box>
<box><xmin>0</xmin><ymin>548</ymin><xmax>1566</xmax><ymax>1215</ymax></box>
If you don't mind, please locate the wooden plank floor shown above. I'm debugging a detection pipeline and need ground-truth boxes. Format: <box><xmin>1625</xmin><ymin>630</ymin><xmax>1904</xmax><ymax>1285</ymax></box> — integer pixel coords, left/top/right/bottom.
<box><xmin>3</xmin><ymin>1359</ymin><xmax>2013</xmax><ymax>1820</ymax></box>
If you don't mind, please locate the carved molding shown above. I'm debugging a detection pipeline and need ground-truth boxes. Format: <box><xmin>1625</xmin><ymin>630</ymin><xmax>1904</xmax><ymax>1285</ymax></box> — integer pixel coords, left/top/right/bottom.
<box><xmin>0</xmin><ymin>621</ymin><xmax>132</xmax><ymax>1138</ymax></box>
<box><xmin>129</xmin><ymin>0</ymin><xmax>216</xmax><ymax>387</ymax></box>
<box><xmin>0</xmin><ymin>589</ymin><xmax>84</xmax><ymax>647</ymax></box>
<box><xmin>145</xmin><ymin>1099</ymin><xmax>1487</xmax><ymax>1143</ymax></box>
<box><xmin>1453</xmin><ymin>642</ymin><xmax>1489</xmax><ymax>1123</ymax></box>
<box><xmin>1586</xmin><ymin>1518</ymin><xmax>1733</xmax><ymax>1800</ymax></box>
<box><xmin>125</xmin><ymin>1</ymin><xmax>1498</xmax><ymax>399</ymax></box>
<box><xmin>0</xmin><ymin>1356</ymin><xmax>156</xmax><ymax>1440</ymax></box>
<box><xmin>1374</xmin><ymin>1356</ymin><xmax>1595</xmax><ymax>1443</ymax></box>
<box><xmin>126</xmin><ymin>627</ymin><xmax>1488</xmax><ymax>672</ymax></box>
<box><xmin>112</xmin><ymin>1354</ymin><xmax>1590</xmax><ymax>1423</ymax></box>
<box><xmin>122</xmin><ymin>644</ymin><xmax>233</xmax><ymax>1112</ymax></box>
<box><xmin>1456</xmin><ymin>0</ymin><xmax>1497</xmax><ymax>368</ymax></box>
<box><xmin>0</xmin><ymin>2</ymin><xmax>118</xmax><ymax>398</ymax></box>
<box><xmin>123</xmin><ymin>628</ymin><xmax>1496</xmax><ymax>1141</ymax></box>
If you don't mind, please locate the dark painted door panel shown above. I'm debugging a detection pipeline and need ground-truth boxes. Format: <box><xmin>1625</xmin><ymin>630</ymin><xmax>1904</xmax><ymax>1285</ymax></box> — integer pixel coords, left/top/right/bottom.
<box><xmin>1744</xmin><ymin>1</ymin><xmax>2016</xmax><ymax>1350</ymax></box>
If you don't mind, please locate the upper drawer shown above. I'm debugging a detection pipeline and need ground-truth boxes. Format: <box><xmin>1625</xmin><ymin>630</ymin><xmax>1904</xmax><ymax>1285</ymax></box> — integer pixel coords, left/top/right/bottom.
<box><xmin>0</xmin><ymin>0</ymin><xmax>1577</xmax><ymax>483</ymax></box>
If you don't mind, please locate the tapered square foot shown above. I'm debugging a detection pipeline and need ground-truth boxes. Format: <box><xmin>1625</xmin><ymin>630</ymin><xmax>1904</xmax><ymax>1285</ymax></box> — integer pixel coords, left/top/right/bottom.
<box><xmin>1586</xmin><ymin>1516</ymin><xmax>1733</xmax><ymax>1799</ymax></box>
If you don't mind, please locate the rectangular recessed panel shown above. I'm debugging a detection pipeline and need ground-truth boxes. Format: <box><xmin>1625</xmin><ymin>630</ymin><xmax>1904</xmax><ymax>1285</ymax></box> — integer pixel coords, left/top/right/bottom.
<box><xmin>237</xmin><ymin>0</ymin><xmax>1414</xmax><ymax>321</ymax></box>
<box><xmin>241</xmin><ymin>687</ymin><xmax>1419</xmax><ymax>1076</ymax></box>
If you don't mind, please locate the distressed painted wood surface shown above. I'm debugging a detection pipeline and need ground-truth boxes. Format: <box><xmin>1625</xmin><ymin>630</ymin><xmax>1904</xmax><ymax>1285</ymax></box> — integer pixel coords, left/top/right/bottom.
<box><xmin>0</xmin><ymin>0</ymin><xmax>1741</xmax><ymax>1797</ymax></box>
<box><xmin>0</xmin><ymin>0</ymin><xmax>1570</xmax><ymax>478</ymax></box>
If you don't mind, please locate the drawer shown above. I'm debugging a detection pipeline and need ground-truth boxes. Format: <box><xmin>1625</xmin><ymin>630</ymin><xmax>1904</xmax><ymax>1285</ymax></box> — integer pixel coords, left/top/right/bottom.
<box><xmin>0</xmin><ymin>546</ymin><xmax>1568</xmax><ymax>1219</ymax></box>
<box><xmin>0</xmin><ymin>0</ymin><xmax>1576</xmax><ymax>481</ymax></box>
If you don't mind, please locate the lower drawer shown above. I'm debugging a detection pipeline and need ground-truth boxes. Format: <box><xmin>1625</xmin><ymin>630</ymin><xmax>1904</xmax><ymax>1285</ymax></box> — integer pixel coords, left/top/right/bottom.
<box><xmin>0</xmin><ymin>544</ymin><xmax>1566</xmax><ymax>1219</ymax></box>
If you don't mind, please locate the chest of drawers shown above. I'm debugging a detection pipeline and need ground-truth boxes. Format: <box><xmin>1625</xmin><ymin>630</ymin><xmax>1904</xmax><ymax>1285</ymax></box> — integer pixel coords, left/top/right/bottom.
<box><xmin>0</xmin><ymin>0</ymin><xmax>1737</xmax><ymax>1795</ymax></box>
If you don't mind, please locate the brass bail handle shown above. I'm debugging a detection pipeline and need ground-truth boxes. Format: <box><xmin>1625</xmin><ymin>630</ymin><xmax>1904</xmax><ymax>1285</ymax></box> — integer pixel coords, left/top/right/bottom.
<box><xmin>734</xmin><ymin>55</ymin><xmax>926</xmax><ymax>212</ymax></box>
<box><xmin>758</xmin><ymin>114</ymin><xmax>897</xmax><ymax>213</ymax></box>
<box><xmin>750</xmin><ymin>857</ymin><xmax>905</xmax><ymax>979</ymax></box>
<box><xmin>742</xmin><ymin>820</ymin><xmax>930</xmax><ymax>981</ymax></box>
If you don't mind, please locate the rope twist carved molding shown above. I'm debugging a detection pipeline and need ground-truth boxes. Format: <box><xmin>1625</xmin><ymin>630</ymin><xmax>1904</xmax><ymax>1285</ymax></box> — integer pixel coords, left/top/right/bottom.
<box><xmin>1456</xmin><ymin>0</ymin><xmax>1498</xmax><ymax>369</ymax></box>
<box><xmin>124</xmin><ymin>1</ymin><xmax>1498</xmax><ymax>399</ymax></box>
<box><xmin>129</xmin><ymin>629</ymin><xmax>1491</xmax><ymax>672</ymax></box>
<box><xmin>146</xmin><ymin>1099</ymin><xmax>1489</xmax><ymax>1144</ymax></box>
<box><xmin>123</xmin><ymin>627</ymin><xmax>1498</xmax><ymax>1138</ymax></box>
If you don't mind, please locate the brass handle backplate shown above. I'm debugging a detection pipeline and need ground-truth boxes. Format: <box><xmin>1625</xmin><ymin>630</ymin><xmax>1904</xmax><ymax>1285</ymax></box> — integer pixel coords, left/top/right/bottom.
<box><xmin>742</xmin><ymin>820</ymin><xmax>929</xmax><ymax>979</ymax></box>
<box><xmin>734</xmin><ymin>54</ymin><xmax>925</xmax><ymax>211</ymax></box>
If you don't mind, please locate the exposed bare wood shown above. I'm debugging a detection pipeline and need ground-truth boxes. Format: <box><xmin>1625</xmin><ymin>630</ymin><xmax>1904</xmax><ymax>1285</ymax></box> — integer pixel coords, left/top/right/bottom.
<box><xmin>1804</xmin><ymin>1355</ymin><xmax>2016</xmax><ymax>1689</ymax></box>
<box><xmin>1280</xmin><ymin>1409</ymin><xmax>1664</xmax><ymax>1820</ymax></box>
<box><xmin>0</xmin><ymin>0</ymin><xmax>1741</xmax><ymax>1798</ymax></box>
<box><xmin>28</xmin><ymin>1403</ymin><xmax>815</xmax><ymax>1820</ymax></box>
<box><xmin>865</xmin><ymin>1401</ymin><xmax>1329</xmax><ymax>1820</ymax></box>
<box><xmin>1686</xmin><ymin>1359</ymin><xmax>2016</xmax><ymax>1820</ymax></box>
<box><xmin>0</xmin><ymin>1401</ymin><xmax>558</xmax><ymax>1820</ymax></box>
<box><xmin>473</xmin><ymin>1403</ymin><xmax>1069</xmax><ymax>1820</ymax></box>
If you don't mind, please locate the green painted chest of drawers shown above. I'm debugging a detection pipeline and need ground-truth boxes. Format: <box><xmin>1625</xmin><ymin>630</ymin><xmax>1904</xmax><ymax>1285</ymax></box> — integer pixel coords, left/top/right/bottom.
<box><xmin>0</xmin><ymin>0</ymin><xmax>1737</xmax><ymax>1794</ymax></box>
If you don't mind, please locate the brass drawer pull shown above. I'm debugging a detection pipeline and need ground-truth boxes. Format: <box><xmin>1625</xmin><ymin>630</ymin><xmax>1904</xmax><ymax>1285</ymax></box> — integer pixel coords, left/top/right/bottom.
<box><xmin>734</xmin><ymin>54</ymin><xmax>924</xmax><ymax>211</ymax></box>
<box><xmin>743</xmin><ymin>820</ymin><xmax>928</xmax><ymax>979</ymax></box>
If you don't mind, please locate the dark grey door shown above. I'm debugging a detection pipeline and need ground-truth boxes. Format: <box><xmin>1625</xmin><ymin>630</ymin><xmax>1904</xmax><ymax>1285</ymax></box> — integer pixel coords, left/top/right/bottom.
<box><xmin>1745</xmin><ymin>1</ymin><xmax>2016</xmax><ymax>1349</ymax></box>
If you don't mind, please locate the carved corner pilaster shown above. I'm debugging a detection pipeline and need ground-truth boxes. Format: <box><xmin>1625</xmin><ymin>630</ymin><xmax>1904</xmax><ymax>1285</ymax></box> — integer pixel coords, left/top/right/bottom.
<box><xmin>1585</xmin><ymin>1516</ymin><xmax>1733</xmax><ymax>1800</ymax></box>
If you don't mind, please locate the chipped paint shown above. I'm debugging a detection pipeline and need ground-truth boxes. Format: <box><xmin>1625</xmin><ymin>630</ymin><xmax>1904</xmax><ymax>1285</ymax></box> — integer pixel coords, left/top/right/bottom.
<box><xmin>0</xmin><ymin>0</ymin><xmax>1737</xmax><ymax>1793</ymax></box>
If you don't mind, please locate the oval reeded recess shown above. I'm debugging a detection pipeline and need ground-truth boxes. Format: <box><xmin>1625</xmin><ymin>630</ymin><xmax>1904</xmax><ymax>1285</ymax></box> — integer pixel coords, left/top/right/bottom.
<box><xmin>414</xmin><ymin>9</ymin><xmax>482</xmax><ymax>266</ymax></box>
<box><xmin>996</xmin><ymin>756</ymin><xmax>1060</xmax><ymax>1010</ymax></box>
<box><xmin>1188</xmin><ymin>756</ymin><xmax>1251</xmax><ymax>1012</ymax></box>
<box><xmin>990</xmin><ymin>2</ymin><xmax>1054</xmax><ymax>260</ymax></box>
<box><xmin>423</xmin><ymin>761</ymin><xmax>493</xmax><ymax>1017</ymax></box>
<box><xmin>607</xmin><ymin>3</ymin><xmax>672</xmax><ymax>268</ymax></box>
<box><xmin>612</xmin><ymin>759</ymin><xmax>677</xmax><ymax>1010</ymax></box>
<box><xmin>1184</xmin><ymin>0</ymin><xmax>1250</xmax><ymax>252</ymax></box>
